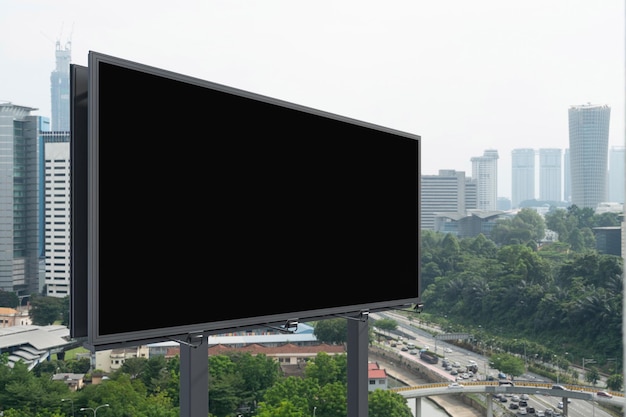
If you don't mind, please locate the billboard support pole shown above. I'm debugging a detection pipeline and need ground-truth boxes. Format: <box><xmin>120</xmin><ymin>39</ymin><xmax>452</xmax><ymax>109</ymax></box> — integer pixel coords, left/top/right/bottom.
<box><xmin>347</xmin><ymin>313</ymin><xmax>369</xmax><ymax>417</ymax></box>
<box><xmin>179</xmin><ymin>333</ymin><xmax>208</xmax><ymax>417</ymax></box>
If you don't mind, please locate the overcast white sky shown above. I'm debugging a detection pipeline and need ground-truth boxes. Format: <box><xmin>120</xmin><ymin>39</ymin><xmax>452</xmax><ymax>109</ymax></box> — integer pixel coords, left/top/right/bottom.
<box><xmin>2</xmin><ymin>1</ymin><xmax>624</xmax><ymax>198</ymax></box>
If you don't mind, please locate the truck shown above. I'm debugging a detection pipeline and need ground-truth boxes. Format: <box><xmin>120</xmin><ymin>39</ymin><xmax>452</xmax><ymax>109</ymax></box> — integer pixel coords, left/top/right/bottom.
<box><xmin>419</xmin><ymin>349</ymin><xmax>439</xmax><ymax>364</ymax></box>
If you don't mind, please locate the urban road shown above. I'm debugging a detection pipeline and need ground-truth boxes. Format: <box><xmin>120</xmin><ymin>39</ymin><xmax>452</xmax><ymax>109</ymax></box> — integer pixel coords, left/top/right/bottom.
<box><xmin>371</xmin><ymin>311</ymin><xmax>623</xmax><ymax>417</ymax></box>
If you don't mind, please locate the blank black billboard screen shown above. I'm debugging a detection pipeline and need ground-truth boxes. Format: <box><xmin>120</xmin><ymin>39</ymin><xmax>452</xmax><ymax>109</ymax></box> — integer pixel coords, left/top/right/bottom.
<box><xmin>86</xmin><ymin>51</ymin><xmax>420</xmax><ymax>349</ymax></box>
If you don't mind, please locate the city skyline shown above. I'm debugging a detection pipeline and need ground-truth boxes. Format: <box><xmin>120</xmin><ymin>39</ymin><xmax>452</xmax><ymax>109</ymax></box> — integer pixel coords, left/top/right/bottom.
<box><xmin>1</xmin><ymin>1</ymin><xmax>623</xmax><ymax>199</ymax></box>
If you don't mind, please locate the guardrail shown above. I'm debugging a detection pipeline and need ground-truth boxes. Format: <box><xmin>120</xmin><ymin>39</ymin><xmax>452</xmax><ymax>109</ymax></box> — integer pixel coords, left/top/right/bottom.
<box><xmin>391</xmin><ymin>380</ymin><xmax>624</xmax><ymax>399</ymax></box>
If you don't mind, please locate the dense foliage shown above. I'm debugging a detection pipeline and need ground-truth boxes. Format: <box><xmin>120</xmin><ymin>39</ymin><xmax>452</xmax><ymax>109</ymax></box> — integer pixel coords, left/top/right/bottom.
<box><xmin>0</xmin><ymin>351</ymin><xmax>410</xmax><ymax>417</ymax></box>
<box><xmin>419</xmin><ymin>205</ymin><xmax>623</xmax><ymax>372</ymax></box>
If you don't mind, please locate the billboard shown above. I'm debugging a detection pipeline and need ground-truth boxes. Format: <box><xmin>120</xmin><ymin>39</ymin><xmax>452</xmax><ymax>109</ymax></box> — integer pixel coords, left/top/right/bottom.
<box><xmin>75</xmin><ymin>51</ymin><xmax>421</xmax><ymax>350</ymax></box>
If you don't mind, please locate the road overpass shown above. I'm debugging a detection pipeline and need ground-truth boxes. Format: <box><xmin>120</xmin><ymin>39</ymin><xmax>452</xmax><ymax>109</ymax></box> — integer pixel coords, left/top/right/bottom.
<box><xmin>391</xmin><ymin>381</ymin><xmax>624</xmax><ymax>417</ymax></box>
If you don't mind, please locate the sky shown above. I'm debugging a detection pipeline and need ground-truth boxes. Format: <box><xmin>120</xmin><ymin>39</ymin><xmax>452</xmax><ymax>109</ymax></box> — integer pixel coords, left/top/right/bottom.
<box><xmin>2</xmin><ymin>1</ymin><xmax>624</xmax><ymax>199</ymax></box>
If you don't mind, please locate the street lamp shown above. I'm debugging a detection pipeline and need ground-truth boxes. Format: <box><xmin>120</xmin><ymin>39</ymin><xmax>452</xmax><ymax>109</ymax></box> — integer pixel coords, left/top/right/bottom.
<box><xmin>80</xmin><ymin>404</ymin><xmax>109</xmax><ymax>416</ymax></box>
<box><xmin>61</xmin><ymin>398</ymin><xmax>75</xmax><ymax>417</ymax></box>
<box><xmin>313</xmin><ymin>406</ymin><xmax>317</xmax><ymax>417</ymax></box>
<box><xmin>553</xmin><ymin>355</ymin><xmax>560</xmax><ymax>384</ymax></box>
<box><xmin>582</xmin><ymin>358</ymin><xmax>596</xmax><ymax>383</ymax></box>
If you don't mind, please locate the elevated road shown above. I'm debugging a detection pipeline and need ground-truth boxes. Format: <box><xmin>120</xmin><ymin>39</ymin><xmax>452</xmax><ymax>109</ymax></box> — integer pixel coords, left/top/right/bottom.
<box><xmin>391</xmin><ymin>381</ymin><xmax>623</xmax><ymax>417</ymax></box>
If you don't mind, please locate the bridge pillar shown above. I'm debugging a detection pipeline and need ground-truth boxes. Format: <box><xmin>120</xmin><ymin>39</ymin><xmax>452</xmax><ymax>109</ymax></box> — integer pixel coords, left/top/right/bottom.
<box><xmin>414</xmin><ymin>398</ymin><xmax>421</xmax><ymax>417</ymax></box>
<box><xmin>486</xmin><ymin>395</ymin><xmax>493</xmax><ymax>417</ymax></box>
<box><xmin>562</xmin><ymin>396</ymin><xmax>568</xmax><ymax>416</ymax></box>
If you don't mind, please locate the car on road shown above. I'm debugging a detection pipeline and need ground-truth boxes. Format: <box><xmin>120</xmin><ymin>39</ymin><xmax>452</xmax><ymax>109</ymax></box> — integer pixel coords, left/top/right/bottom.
<box><xmin>447</xmin><ymin>382</ymin><xmax>464</xmax><ymax>389</ymax></box>
<box><xmin>597</xmin><ymin>390</ymin><xmax>613</xmax><ymax>398</ymax></box>
<box><xmin>508</xmin><ymin>402</ymin><xmax>519</xmax><ymax>410</ymax></box>
<box><xmin>526</xmin><ymin>406</ymin><xmax>535</xmax><ymax>414</ymax></box>
<box><xmin>519</xmin><ymin>408</ymin><xmax>528</xmax><ymax>415</ymax></box>
<box><xmin>444</xmin><ymin>347</ymin><xmax>453</xmax><ymax>353</ymax></box>
<box><xmin>551</xmin><ymin>384</ymin><xmax>568</xmax><ymax>390</ymax></box>
<box><xmin>518</xmin><ymin>400</ymin><xmax>528</xmax><ymax>407</ymax></box>
<box><xmin>536</xmin><ymin>411</ymin><xmax>545</xmax><ymax>417</ymax></box>
<box><xmin>520</xmin><ymin>393</ymin><xmax>529</xmax><ymax>400</ymax></box>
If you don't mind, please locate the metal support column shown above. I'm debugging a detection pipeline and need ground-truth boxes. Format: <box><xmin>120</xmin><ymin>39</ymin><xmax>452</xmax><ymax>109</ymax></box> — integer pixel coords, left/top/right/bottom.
<box><xmin>179</xmin><ymin>334</ymin><xmax>209</xmax><ymax>417</ymax></box>
<box><xmin>414</xmin><ymin>397</ymin><xmax>422</xmax><ymax>417</ymax></box>
<box><xmin>347</xmin><ymin>315</ymin><xmax>368</xmax><ymax>417</ymax></box>
<box><xmin>486</xmin><ymin>395</ymin><xmax>493</xmax><ymax>417</ymax></box>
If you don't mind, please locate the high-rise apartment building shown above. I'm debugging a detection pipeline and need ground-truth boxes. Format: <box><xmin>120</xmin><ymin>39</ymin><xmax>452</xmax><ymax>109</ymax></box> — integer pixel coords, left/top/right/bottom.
<box><xmin>50</xmin><ymin>40</ymin><xmax>71</xmax><ymax>132</ymax></box>
<box><xmin>608</xmin><ymin>146</ymin><xmax>625</xmax><ymax>204</ymax></box>
<box><xmin>471</xmin><ymin>149</ymin><xmax>499</xmax><ymax>211</ymax></box>
<box><xmin>539</xmin><ymin>148</ymin><xmax>562</xmax><ymax>202</ymax></box>
<box><xmin>568</xmin><ymin>103</ymin><xmax>611</xmax><ymax>209</ymax></box>
<box><xmin>511</xmin><ymin>148</ymin><xmax>535</xmax><ymax>208</ymax></box>
<box><xmin>43</xmin><ymin>133</ymin><xmax>71</xmax><ymax>297</ymax></box>
<box><xmin>420</xmin><ymin>170</ymin><xmax>467</xmax><ymax>230</ymax></box>
<box><xmin>564</xmin><ymin>149</ymin><xmax>571</xmax><ymax>203</ymax></box>
<box><xmin>0</xmin><ymin>103</ymin><xmax>48</xmax><ymax>297</ymax></box>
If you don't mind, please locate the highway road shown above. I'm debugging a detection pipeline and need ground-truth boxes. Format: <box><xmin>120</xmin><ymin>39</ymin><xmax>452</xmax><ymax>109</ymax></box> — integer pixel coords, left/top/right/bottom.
<box><xmin>372</xmin><ymin>311</ymin><xmax>620</xmax><ymax>417</ymax></box>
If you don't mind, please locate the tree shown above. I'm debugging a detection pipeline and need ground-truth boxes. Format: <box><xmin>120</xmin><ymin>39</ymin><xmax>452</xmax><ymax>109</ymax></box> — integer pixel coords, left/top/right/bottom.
<box><xmin>304</xmin><ymin>352</ymin><xmax>341</xmax><ymax>386</ymax></box>
<box><xmin>120</xmin><ymin>356</ymin><xmax>147</xmax><ymax>379</ymax></box>
<box><xmin>605</xmin><ymin>373</ymin><xmax>623</xmax><ymax>391</ymax></box>
<box><xmin>0</xmin><ymin>290</ymin><xmax>19</xmax><ymax>308</ymax></box>
<box><xmin>489</xmin><ymin>354</ymin><xmax>525</xmax><ymax>378</ymax></box>
<box><xmin>313</xmin><ymin>318</ymin><xmax>347</xmax><ymax>344</ymax></box>
<box><xmin>585</xmin><ymin>367</ymin><xmax>600</xmax><ymax>386</ymax></box>
<box><xmin>374</xmin><ymin>318</ymin><xmax>398</xmax><ymax>334</ymax></box>
<box><xmin>368</xmin><ymin>389</ymin><xmax>413</xmax><ymax>417</ymax></box>
<box><xmin>29</xmin><ymin>295</ymin><xmax>63</xmax><ymax>325</ymax></box>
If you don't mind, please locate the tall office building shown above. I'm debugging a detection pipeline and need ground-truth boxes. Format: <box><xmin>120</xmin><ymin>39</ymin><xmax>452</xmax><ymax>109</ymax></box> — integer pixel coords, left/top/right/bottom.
<box><xmin>511</xmin><ymin>148</ymin><xmax>535</xmax><ymax>208</ymax></box>
<box><xmin>568</xmin><ymin>103</ymin><xmax>610</xmax><ymax>209</ymax></box>
<box><xmin>564</xmin><ymin>149</ymin><xmax>571</xmax><ymax>203</ymax></box>
<box><xmin>420</xmin><ymin>170</ymin><xmax>467</xmax><ymax>230</ymax></box>
<box><xmin>43</xmin><ymin>133</ymin><xmax>71</xmax><ymax>297</ymax></box>
<box><xmin>0</xmin><ymin>103</ymin><xmax>48</xmax><ymax>297</ymax></box>
<box><xmin>50</xmin><ymin>40</ymin><xmax>71</xmax><ymax>132</ymax></box>
<box><xmin>608</xmin><ymin>146</ymin><xmax>625</xmax><ymax>203</ymax></box>
<box><xmin>471</xmin><ymin>149</ymin><xmax>499</xmax><ymax>211</ymax></box>
<box><xmin>539</xmin><ymin>148</ymin><xmax>562</xmax><ymax>203</ymax></box>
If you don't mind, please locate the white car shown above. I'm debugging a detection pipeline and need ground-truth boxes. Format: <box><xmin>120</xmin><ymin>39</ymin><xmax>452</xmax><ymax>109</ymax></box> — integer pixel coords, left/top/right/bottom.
<box><xmin>447</xmin><ymin>382</ymin><xmax>464</xmax><ymax>389</ymax></box>
<box><xmin>444</xmin><ymin>347</ymin><xmax>453</xmax><ymax>353</ymax></box>
<box><xmin>519</xmin><ymin>408</ymin><xmax>528</xmax><ymax>415</ymax></box>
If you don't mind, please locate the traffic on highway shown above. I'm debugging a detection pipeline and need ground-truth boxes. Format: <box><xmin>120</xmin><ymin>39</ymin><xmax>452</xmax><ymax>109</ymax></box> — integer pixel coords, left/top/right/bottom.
<box><xmin>372</xmin><ymin>311</ymin><xmax>621</xmax><ymax>417</ymax></box>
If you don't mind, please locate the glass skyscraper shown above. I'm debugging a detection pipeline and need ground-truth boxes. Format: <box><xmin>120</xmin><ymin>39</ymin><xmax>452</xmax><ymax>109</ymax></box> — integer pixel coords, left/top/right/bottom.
<box><xmin>539</xmin><ymin>148</ymin><xmax>562</xmax><ymax>203</ymax></box>
<box><xmin>0</xmin><ymin>103</ymin><xmax>47</xmax><ymax>297</ymax></box>
<box><xmin>50</xmin><ymin>40</ymin><xmax>71</xmax><ymax>132</ymax></box>
<box><xmin>511</xmin><ymin>148</ymin><xmax>535</xmax><ymax>208</ymax></box>
<box><xmin>568</xmin><ymin>103</ymin><xmax>611</xmax><ymax>209</ymax></box>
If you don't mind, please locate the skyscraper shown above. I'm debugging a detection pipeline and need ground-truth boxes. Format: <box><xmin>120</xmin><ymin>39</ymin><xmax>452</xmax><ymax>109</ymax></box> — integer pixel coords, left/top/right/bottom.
<box><xmin>420</xmin><ymin>170</ymin><xmax>467</xmax><ymax>230</ymax></box>
<box><xmin>564</xmin><ymin>149</ymin><xmax>571</xmax><ymax>203</ymax></box>
<box><xmin>50</xmin><ymin>40</ymin><xmax>71</xmax><ymax>131</ymax></box>
<box><xmin>0</xmin><ymin>103</ymin><xmax>47</xmax><ymax>297</ymax></box>
<box><xmin>43</xmin><ymin>132</ymin><xmax>71</xmax><ymax>298</ymax></box>
<box><xmin>608</xmin><ymin>146</ymin><xmax>625</xmax><ymax>203</ymax></box>
<box><xmin>568</xmin><ymin>103</ymin><xmax>611</xmax><ymax>209</ymax></box>
<box><xmin>511</xmin><ymin>148</ymin><xmax>535</xmax><ymax>208</ymax></box>
<box><xmin>471</xmin><ymin>149</ymin><xmax>499</xmax><ymax>211</ymax></box>
<box><xmin>539</xmin><ymin>148</ymin><xmax>562</xmax><ymax>203</ymax></box>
